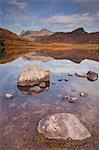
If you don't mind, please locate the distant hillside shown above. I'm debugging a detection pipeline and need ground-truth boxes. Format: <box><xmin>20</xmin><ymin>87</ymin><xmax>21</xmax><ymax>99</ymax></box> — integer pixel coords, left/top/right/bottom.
<box><xmin>20</xmin><ymin>28</ymin><xmax>54</xmax><ymax>40</ymax></box>
<box><xmin>0</xmin><ymin>27</ymin><xmax>29</xmax><ymax>44</ymax></box>
<box><xmin>0</xmin><ymin>28</ymin><xmax>19</xmax><ymax>40</ymax></box>
<box><xmin>35</xmin><ymin>28</ymin><xmax>99</xmax><ymax>44</ymax></box>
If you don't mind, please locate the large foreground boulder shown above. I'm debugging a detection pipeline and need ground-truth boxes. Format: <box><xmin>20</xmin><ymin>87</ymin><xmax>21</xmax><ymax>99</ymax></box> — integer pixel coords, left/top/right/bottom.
<box><xmin>38</xmin><ymin>113</ymin><xmax>91</xmax><ymax>141</ymax></box>
<box><xmin>17</xmin><ymin>65</ymin><xmax>50</xmax><ymax>93</ymax></box>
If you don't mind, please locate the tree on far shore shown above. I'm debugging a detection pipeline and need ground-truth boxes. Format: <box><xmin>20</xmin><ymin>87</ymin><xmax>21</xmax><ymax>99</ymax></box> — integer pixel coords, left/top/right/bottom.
<box><xmin>0</xmin><ymin>36</ymin><xmax>6</xmax><ymax>57</ymax></box>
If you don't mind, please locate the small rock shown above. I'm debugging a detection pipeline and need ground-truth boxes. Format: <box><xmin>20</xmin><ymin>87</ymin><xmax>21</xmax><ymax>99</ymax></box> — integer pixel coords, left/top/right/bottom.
<box><xmin>65</xmin><ymin>78</ymin><xmax>68</xmax><ymax>81</ymax></box>
<box><xmin>68</xmin><ymin>73</ymin><xmax>73</xmax><ymax>76</ymax></box>
<box><xmin>80</xmin><ymin>92</ymin><xmax>87</xmax><ymax>97</ymax></box>
<box><xmin>58</xmin><ymin>79</ymin><xmax>63</xmax><ymax>81</ymax></box>
<box><xmin>29</xmin><ymin>86</ymin><xmax>41</xmax><ymax>93</ymax></box>
<box><xmin>71</xmin><ymin>89</ymin><xmax>76</xmax><ymax>92</ymax></box>
<box><xmin>5</xmin><ymin>92</ymin><xmax>15</xmax><ymax>99</ymax></box>
<box><xmin>39</xmin><ymin>82</ymin><xmax>46</xmax><ymax>88</ymax></box>
<box><xmin>64</xmin><ymin>95</ymin><xmax>78</xmax><ymax>103</ymax></box>
<box><xmin>52</xmin><ymin>82</ymin><xmax>56</xmax><ymax>85</ymax></box>
<box><xmin>57</xmin><ymin>94</ymin><xmax>62</xmax><ymax>98</ymax></box>
<box><xmin>38</xmin><ymin>113</ymin><xmax>91</xmax><ymax>140</ymax></box>
<box><xmin>87</xmin><ymin>71</ymin><xmax>98</xmax><ymax>81</ymax></box>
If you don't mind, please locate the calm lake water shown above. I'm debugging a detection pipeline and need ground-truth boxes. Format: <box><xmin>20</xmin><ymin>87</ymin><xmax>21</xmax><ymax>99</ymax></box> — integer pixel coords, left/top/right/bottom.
<box><xmin>0</xmin><ymin>58</ymin><xmax>99</xmax><ymax>150</ymax></box>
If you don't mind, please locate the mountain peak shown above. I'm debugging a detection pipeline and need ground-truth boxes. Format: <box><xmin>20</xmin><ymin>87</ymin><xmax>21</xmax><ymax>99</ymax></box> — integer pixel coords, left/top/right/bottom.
<box><xmin>40</xmin><ymin>28</ymin><xmax>49</xmax><ymax>31</ymax></box>
<box><xmin>40</xmin><ymin>28</ymin><xmax>53</xmax><ymax>34</ymax></box>
<box><xmin>71</xmin><ymin>28</ymin><xmax>87</xmax><ymax>35</ymax></box>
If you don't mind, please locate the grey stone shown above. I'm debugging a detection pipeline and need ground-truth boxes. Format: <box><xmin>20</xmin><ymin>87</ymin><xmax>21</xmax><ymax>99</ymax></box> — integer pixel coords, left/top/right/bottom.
<box><xmin>65</xmin><ymin>78</ymin><xmax>68</xmax><ymax>81</ymax></box>
<box><xmin>80</xmin><ymin>92</ymin><xmax>87</xmax><ymax>97</ymax></box>
<box><xmin>87</xmin><ymin>71</ymin><xmax>98</xmax><ymax>81</ymax></box>
<box><xmin>4</xmin><ymin>92</ymin><xmax>15</xmax><ymax>99</ymax></box>
<box><xmin>38</xmin><ymin>113</ymin><xmax>91</xmax><ymax>140</ymax></box>
<box><xmin>64</xmin><ymin>95</ymin><xmax>78</xmax><ymax>103</ymax></box>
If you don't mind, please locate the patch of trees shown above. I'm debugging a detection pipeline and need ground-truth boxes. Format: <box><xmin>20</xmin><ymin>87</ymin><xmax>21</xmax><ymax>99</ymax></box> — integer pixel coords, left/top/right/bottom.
<box><xmin>0</xmin><ymin>36</ymin><xmax>6</xmax><ymax>57</ymax></box>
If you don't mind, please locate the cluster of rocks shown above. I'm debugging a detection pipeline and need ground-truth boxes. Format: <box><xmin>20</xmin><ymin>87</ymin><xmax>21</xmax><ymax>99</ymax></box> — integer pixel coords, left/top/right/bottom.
<box><xmin>63</xmin><ymin>92</ymin><xmax>88</xmax><ymax>103</ymax></box>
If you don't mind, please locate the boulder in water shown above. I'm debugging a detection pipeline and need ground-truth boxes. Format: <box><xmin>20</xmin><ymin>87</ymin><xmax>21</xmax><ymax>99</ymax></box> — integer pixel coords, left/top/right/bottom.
<box><xmin>38</xmin><ymin>113</ymin><xmax>91</xmax><ymax>140</ymax></box>
<box><xmin>87</xmin><ymin>71</ymin><xmax>98</xmax><ymax>81</ymax></box>
<box><xmin>17</xmin><ymin>65</ymin><xmax>50</xmax><ymax>93</ymax></box>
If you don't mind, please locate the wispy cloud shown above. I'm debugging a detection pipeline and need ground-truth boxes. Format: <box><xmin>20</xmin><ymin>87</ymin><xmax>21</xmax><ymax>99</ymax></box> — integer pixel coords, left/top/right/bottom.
<box><xmin>12</xmin><ymin>0</ymin><xmax>28</xmax><ymax>9</ymax></box>
<box><xmin>45</xmin><ymin>13</ymin><xmax>99</xmax><ymax>26</ymax></box>
<box><xmin>1</xmin><ymin>0</ymin><xmax>29</xmax><ymax>9</ymax></box>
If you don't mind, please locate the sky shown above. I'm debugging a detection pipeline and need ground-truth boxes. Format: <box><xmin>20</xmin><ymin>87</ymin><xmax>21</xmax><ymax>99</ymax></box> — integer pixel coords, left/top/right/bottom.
<box><xmin>0</xmin><ymin>0</ymin><xmax>99</xmax><ymax>34</ymax></box>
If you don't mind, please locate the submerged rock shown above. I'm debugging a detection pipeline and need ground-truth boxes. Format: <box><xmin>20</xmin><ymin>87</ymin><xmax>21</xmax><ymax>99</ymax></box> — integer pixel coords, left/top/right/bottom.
<box><xmin>65</xmin><ymin>78</ymin><xmax>68</xmax><ymax>81</ymax></box>
<box><xmin>4</xmin><ymin>92</ymin><xmax>15</xmax><ymax>99</ymax></box>
<box><xmin>58</xmin><ymin>79</ymin><xmax>63</xmax><ymax>81</ymax></box>
<box><xmin>29</xmin><ymin>86</ymin><xmax>41</xmax><ymax>93</ymax></box>
<box><xmin>17</xmin><ymin>65</ymin><xmax>50</xmax><ymax>93</ymax></box>
<box><xmin>38</xmin><ymin>113</ymin><xmax>91</xmax><ymax>140</ymax></box>
<box><xmin>68</xmin><ymin>73</ymin><xmax>73</xmax><ymax>76</ymax></box>
<box><xmin>52</xmin><ymin>82</ymin><xmax>56</xmax><ymax>85</ymax></box>
<box><xmin>80</xmin><ymin>92</ymin><xmax>87</xmax><ymax>97</ymax></box>
<box><xmin>87</xmin><ymin>71</ymin><xmax>98</xmax><ymax>81</ymax></box>
<box><xmin>64</xmin><ymin>95</ymin><xmax>78</xmax><ymax>103</ymax></box>
<box><xmin>18</xmin><ymin>81</ymin><xmax>50</xmax><ymax>94</ymax></box>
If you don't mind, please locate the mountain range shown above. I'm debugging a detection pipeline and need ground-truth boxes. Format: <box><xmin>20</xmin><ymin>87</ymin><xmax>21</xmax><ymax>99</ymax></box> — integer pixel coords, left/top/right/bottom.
<box><xmin>0</xmin><ymin>27</ymin><xmax>99</xmax><ymax>44</ymax></box>
<box><xmin>34</xmin><ymin>28</ymin><xmax>99</xmax><ymax>43</ymax></box>
<box><xmin>20</xmin><ymin>28</ymin><xmax>53</xmax><ymax>41</ymax></box>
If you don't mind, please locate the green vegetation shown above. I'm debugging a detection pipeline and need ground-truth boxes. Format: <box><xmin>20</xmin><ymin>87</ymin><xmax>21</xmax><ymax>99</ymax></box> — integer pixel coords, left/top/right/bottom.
<box><xmin>0</xmin><ymin>36</ymin><xmax>6</xmax><ymax>57</ymax></box>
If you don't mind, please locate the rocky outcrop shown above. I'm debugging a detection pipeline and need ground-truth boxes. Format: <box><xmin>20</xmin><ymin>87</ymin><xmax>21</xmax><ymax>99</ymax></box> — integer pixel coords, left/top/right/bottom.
<box><xmin>38</xmin><ymin>113</ymin><xmax>91</xmax><ymax>141</ymax></box>
<box><xmin>17</xmin><ymin>65</ymin><xmax>50</xmax><ymax>93</ymax></box>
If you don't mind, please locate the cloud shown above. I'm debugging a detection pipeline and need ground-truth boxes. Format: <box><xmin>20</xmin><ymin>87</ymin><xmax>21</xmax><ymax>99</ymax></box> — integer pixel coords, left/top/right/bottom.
<box><xmin>45</xmin><ymin>13</ymin><xmax>99</xmax><ymax>26</ymax></box>
<box><xmin>1</xmin><ymin>0</ymin><xmax>29</xmax><ymax>9</ymax></box>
